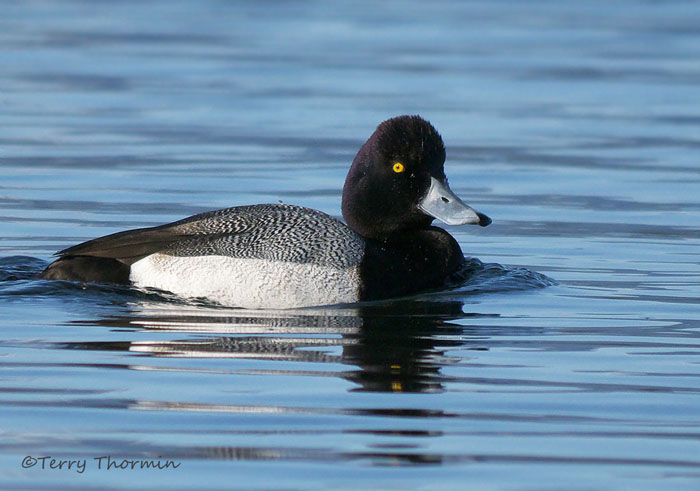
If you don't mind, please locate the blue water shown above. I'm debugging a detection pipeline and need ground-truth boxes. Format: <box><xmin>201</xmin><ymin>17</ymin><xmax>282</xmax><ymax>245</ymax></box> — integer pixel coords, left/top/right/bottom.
<box><xmin>2</xmin><ymin>1</ymin><xmax>700</xmax><ymax>489</ymax></box>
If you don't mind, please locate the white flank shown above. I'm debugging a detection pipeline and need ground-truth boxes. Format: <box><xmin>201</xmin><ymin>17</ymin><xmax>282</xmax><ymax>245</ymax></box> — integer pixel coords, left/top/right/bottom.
<box><xmin>130</xmin><ymin>254</ymin><xmax>360</xmax><ymax>309</ymax></box>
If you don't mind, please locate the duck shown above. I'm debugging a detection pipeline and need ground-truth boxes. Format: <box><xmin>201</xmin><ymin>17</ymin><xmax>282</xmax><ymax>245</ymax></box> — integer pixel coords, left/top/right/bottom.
<box><xmin>40</xmin><ymin>115</ymin><xmax>491</xmax><ymax>308</ymax></box>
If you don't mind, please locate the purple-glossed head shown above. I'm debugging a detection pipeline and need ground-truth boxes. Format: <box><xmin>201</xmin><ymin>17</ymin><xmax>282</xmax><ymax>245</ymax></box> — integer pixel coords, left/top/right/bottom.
<box><xmin>341</xmin><ymin>115</ymin><xmax>491</xmax><ymax>239</ymax></box>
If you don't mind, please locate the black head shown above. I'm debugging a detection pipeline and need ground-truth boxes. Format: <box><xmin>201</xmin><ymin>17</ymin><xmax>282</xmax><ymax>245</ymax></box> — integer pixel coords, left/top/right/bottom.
<box><xmin>342</xmin><ymin>115</ymin><xmax>490</xmax><ymax>239</ymax></box>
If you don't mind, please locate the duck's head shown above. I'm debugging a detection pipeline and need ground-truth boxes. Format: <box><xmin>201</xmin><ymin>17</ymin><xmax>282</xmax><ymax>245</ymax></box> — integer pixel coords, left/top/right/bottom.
<box><xmin>342</xmin><ymin>115</ymin><xmax>491</xmax><ymax>239</ymax></box>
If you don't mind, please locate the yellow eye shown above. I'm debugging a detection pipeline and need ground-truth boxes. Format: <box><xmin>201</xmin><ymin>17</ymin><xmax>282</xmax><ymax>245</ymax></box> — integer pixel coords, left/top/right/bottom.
<box><xmin>392</xmin><ymin>162</ymin><xmax>405</xmax><ymax>173</ymax></box>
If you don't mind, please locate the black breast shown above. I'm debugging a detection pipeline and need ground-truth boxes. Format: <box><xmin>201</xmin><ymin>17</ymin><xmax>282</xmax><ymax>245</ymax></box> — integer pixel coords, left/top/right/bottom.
<box><xmin>358</xmin><ymin>227</ymin><xmax>465</xmax><ymax>301</ymax></box>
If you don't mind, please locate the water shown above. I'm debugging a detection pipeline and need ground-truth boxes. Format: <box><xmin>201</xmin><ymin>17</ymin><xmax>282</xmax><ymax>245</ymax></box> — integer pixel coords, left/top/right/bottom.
<box><xmin>1</xmin><ymin>0</ymin><xmax>700</xmax><ymax>489</ymax></box>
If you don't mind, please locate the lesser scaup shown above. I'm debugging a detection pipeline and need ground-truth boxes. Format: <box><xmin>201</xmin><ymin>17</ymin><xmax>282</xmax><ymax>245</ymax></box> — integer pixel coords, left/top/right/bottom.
<box><xmin>40</xmin><ymin>115</ymin><xmax>491</xmax><ymax>308</ymax></box>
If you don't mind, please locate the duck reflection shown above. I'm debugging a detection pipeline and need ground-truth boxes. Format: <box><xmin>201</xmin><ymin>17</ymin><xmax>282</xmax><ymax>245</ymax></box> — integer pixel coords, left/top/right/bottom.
<box><xmin>341</xmin><ymin>301</ymin><xmax>468</xmax><ymax>393</ymax></box>
<box><xmin>65</xmin><ymin>298</ymin><xmax>492</xmax><ymax>393</ymax></box>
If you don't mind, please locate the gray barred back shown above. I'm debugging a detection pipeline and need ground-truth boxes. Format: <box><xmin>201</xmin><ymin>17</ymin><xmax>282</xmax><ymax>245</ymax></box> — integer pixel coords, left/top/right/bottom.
<box><xmin>165</xmin><ymin>204</ymin><xmax>365</xmax><ymax>269</ymax></box>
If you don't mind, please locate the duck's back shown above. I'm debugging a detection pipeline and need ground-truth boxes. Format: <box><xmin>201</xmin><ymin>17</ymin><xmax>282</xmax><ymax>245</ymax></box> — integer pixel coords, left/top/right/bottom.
<box><xmin>41</xmin><ymin>204</ymin><xmax>366</xmax><ymax>308</ymax></box>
